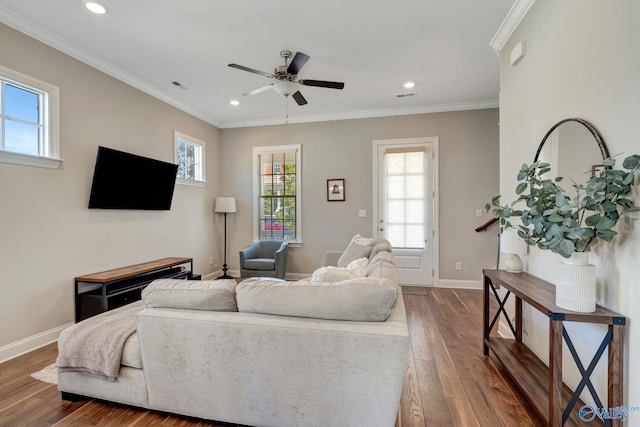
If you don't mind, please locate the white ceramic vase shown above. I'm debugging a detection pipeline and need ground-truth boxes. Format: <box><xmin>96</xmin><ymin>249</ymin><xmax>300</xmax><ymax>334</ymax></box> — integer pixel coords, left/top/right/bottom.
<box><xmin>555</xmin><ymin>252</ymin><xmax>596</xmax><ymax>313</ymax></box>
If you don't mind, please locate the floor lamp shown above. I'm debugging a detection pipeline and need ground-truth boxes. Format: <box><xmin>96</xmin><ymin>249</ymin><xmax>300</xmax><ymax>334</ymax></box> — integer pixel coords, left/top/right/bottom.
<box><xmin>215</xmin><ymin>196</ymin><xmax>236</xmax><ymax>279</ymax></box>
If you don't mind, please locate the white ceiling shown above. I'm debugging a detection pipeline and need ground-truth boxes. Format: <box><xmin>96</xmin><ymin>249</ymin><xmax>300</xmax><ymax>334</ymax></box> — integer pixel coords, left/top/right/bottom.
<box><xmin>0</xmin><ymin>0</ymin><xmax>514</xmax><ymax>128</ymax></box>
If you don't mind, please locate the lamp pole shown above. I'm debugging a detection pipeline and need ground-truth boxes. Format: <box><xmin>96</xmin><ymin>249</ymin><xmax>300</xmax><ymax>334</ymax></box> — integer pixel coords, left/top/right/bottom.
<box><xmin>214</xmin><ymin>196</ymin><xmax>237</xmax><ymax>280</ymax></box>
<box><xmin>220</xmin><ymin>211</ymin><xmax>232</xmax><ymax>279</ymax></box>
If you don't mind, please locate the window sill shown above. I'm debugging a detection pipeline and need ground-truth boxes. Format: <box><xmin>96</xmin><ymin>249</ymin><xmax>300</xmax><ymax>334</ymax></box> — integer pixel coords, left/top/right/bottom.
<box><xmin>252</xmin><ymin>240</ymin><xmax>303</xmax><ymax>248</ymax></box>
<box><xmin>176</xmin><ymin>178</ymin><xmax>206</xmax><ymax>187</ymax></box>
<box><xmin>0</xmin><ymin>150</ymin><xmax>63</xmax><ymax>169</ymax></box>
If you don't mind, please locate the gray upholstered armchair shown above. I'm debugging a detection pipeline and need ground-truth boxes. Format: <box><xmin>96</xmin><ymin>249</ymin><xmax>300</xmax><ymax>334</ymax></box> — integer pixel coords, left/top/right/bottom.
<box><xmin>239</xmin><ymin>240</ymin><xmax>288</xmax><ymax>279</ymax></box>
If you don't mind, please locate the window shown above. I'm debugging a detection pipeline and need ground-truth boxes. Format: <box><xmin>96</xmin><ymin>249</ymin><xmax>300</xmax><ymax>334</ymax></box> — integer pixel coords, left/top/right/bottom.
<box><xmin>0</xmin><ymin>65</ymin><xmax>60</xmax><ymax>169</ymax></box>
<box><xmin>384</xmin><ymin>149</ymin><xmax>426</xmax><ymax>248</ymax></box>
<box><xmin>174</xmin><ymin>131</ymin><xmax>205</xmax><ymax>186</ymax></box>
<box><xmin>253</xmin><ymin>145</ymin><xmax>301</xmax><ymax>243</ymax></box>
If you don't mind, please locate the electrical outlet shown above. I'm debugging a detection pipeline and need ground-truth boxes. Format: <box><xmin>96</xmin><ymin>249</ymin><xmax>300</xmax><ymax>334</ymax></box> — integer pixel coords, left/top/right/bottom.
<box><xmin>455</xmin><ymin>261</ymin><xmax>462</xmax><ymax>271</ymax></box>
<box><xmin>475</xmin><ymin>208</ymin><xmax>483</xmax><ymax>218</ymax></box>
<box><xmin>209</xmin><ymin>257</ymin><xmax>214</xmax><ymax>265</ymax></box>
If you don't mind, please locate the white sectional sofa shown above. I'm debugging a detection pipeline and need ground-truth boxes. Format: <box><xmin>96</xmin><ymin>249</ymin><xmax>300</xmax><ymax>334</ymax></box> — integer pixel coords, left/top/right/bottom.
<box><xmin>57</xmin><ymin>237</ymin><xmax>409</xmax><ymax>427</ymax></box>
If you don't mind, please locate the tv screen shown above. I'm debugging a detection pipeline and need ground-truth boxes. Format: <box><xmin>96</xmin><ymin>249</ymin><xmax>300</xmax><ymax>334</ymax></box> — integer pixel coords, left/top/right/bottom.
<box><xmin>88</xmin><ymin>146</ymin><xmax>178</xmax><ymax>210</ymax></box>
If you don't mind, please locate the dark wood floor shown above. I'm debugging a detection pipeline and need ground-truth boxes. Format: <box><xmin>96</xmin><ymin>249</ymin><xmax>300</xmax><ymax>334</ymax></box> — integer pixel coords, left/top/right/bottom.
<box><xmin>0</xmin><ymin>288</ymin><xmax>543</xmax><ymax>426</ymax></box>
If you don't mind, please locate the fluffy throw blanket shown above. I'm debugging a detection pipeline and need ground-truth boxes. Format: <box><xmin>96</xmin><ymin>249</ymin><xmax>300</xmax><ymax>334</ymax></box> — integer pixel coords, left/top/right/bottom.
<box><xmin>311</xmin><ymin>257</ymin><xmax>369</xmax><ymax>282</ymax></box>
<box><xmin>56</xmin><ymin>300</ymin><xmax>144</xmax><ymax>381</ymax></box>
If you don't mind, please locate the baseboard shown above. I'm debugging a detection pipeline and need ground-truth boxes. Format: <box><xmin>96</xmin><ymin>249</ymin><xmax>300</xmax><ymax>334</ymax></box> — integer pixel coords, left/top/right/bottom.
<box><xmin>0</xmin><ymin>322</ymin><xmax>73</xmax><ymax>364</ymax></box>
<box><xmin>437</xmin><ymin>278</ymin><xmax>482</xmax><ymax>289</ymax></box>
<box><xmin>202</xmin><ymin>271</ymin><xmax>219</xmax><ymax>280</ymax></box>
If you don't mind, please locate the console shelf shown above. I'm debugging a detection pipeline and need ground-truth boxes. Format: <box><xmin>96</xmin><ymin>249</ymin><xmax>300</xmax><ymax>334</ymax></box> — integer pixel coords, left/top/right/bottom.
<box><xmin>483</xmin><ymin>269</ymin><xmax>625</xmax><ymax>427</ymax></box>
<box><xmin>75</xmin><ymin>257</ymin><xmax>194</xmax><ymax>321</ymax></box>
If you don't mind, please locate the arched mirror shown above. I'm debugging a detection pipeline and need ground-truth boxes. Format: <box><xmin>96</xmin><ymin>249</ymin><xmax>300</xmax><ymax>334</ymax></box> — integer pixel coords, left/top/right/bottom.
<box><xmin>533</xmin><ymin>118</ymin><xmax>610</xmax><ymax>191</ymax></box>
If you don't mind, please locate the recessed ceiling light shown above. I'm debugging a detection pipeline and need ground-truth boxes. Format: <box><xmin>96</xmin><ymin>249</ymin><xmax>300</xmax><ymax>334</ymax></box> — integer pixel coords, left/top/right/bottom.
<box><xmin>85</xmin><ymin>1</ymin><xmax>107</xmax><ymax>14</ymax></box>
<box><xmin>230</xmin><ymin>100</ymin><xmax>240</xmax><ymax>106</ymax></box>
<box><xmin>403</xmin><ymin>81</ymin><xmax>415</xmax><ymax>89</ymax></box>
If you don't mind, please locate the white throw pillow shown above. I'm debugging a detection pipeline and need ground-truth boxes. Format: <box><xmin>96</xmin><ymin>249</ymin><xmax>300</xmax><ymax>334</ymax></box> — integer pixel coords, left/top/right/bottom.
<box><xmin>142</xmin><ymin>279</ymin><xmax>238</xmax><ymax>311</ymax></box>
<box><xmin>311</xmin><ymin>257</ymin><xmax>368</xmax><ymax>282</ymax></box>
<box><xmin>337</xmin><ymin>235</ymin><xmax>375</xmax><ymax>268</ymax></box>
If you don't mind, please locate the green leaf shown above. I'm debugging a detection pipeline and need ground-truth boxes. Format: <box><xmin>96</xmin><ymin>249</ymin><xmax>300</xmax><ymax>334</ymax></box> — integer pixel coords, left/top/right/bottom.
<box><xmin>596</xmin><ymin>217</ymin><xmax>616</xmax><ymax>230</ymax></box>
<box><xmin>548</xmin><ymin>213</ymin><xmax>565</xmax><ymax>223</ymax></box>
<box><xmin>601</xmin><ymin>201</ymin><xmax>617</xmax><ymax>213</ymax></box>
<box><xmin>558</xmin><ymin>240</ymin><xmax>575</xmax><ymax>258</ymax></box>
<box><xmin>585</xmin><ymin>215</ymin><xmax>600</xmax><ymax>227</ymax></box>
<box><xmin>623</xmin><ymin>155</ymin><xmax>640</xmax><ymax>170</ymax></box>
<box><xmin>516</xmin><ymin>182</ymin><xmax>528</xmax><ymax>195</ymax></box>
<box><xmin>597</xmin><ymin>229</ymin><xmax>617</xmax><ymax>240</ymax></box>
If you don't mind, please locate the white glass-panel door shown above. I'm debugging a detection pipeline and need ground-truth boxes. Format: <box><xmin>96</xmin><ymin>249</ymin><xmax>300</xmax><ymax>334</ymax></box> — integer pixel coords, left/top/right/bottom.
<box><xmin>374</xmin><ymin>138</ymin><xmax>437</xmax><ymax>286</ymax></box>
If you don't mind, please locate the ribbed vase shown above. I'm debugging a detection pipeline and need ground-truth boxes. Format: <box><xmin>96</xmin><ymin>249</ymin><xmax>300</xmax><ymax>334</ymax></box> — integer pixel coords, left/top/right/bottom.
<box><xmin>556</xmin><ymin>252</ymin><xmax>596</xmax><ymax>313</ymax></box>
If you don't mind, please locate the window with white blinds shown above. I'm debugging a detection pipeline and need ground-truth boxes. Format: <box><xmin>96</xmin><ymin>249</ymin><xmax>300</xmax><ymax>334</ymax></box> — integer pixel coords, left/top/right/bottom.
<box><xmin>253</xmin><ymin>145</ymin><xmax>301</xmax><ymax>242</ymax></box>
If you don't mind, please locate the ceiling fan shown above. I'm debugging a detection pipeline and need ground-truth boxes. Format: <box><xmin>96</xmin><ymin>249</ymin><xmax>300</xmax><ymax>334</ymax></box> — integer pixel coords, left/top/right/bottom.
<box><xmin>228</xmin><ymin>50</ymin><xmax>345</xmax><ymax>106</ymax></box>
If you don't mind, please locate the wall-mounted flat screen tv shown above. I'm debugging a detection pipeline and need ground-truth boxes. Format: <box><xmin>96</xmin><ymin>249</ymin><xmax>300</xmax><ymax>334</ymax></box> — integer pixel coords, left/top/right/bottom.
<box><xmin>88</xmin><ymin>146</ymin><xmax>178</xmax><ymax>210</ymax></box>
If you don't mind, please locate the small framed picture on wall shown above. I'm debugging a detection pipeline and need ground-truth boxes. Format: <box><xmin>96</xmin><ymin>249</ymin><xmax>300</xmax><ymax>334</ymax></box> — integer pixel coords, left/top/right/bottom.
<box><xmin>327</xmin><ymin>179</ymin><xmax>345</xmax><ymax>202</ymax></box>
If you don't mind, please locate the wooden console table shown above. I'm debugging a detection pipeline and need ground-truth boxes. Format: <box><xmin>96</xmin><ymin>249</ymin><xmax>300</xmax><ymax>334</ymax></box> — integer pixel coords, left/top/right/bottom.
<box><xmin>483</xmin><ymin>269</ymin><xmax>625</xmax><ymax>427</ymax></box>
<box><xmin>75</xmin><ymin>257</ymin><xmax>194</xmax><ymax>322</ymax></box>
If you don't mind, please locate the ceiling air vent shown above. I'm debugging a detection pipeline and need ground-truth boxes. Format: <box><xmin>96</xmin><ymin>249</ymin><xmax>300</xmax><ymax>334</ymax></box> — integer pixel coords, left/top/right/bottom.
<box><xmin>172</xmin><ymin>81</ymin><xmax>188</xmax><ymax>90</ymax></box>
<box><xmin>396</xmin><ymin>92</ymin><xmax>416</xmax><ymax>98</ymax></box>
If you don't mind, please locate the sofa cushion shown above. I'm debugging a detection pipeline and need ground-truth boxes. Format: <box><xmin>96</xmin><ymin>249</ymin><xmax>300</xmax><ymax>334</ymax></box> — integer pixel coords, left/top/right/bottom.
<box><xmin>142</xmin><ymin>279</ymin><xmax>237</xmax><ymax>311</ymax></box>
<box><xmin>337</xmin><ymin>235</ymin><xmax>374</xmax><ymax>268</ymax></box>
<box><xmin>121</xmin><ymin>333</ymin><xmax>142</xmax><ymax>369</ymax></box>
<box><xmin>236</xmin><ymin>277</ymin><xmax>398</xmax><ymax>321</ymax></box>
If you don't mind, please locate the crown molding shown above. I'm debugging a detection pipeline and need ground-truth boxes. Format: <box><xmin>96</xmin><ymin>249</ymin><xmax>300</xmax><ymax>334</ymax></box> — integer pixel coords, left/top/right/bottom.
<box><xmin>219</xmin><ymin>99</ymin><xmax>499</xmax><ymax>129</ymax></box>
<box><xmin>0</xmin><ymin>6</ymin><xmax>221</xmax><ymax>128</ymax></box>
<box><xmin>0</xmin><ymin>5</ymin><xmax>499</xmax><ymax>131</ymax></box>
<box><xmin>489</xmin><ymin>0</ymin><xmax>535</xmax><ymax>53</ymax></box>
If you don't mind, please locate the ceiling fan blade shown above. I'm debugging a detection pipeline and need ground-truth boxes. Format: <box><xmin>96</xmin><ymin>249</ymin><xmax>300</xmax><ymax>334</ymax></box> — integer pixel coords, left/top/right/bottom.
<box><xmin>299</xmin><ymin>79</ymin><xmax>345</xmax><ymax>90</ymax></box>
<box><xmin>292</xmin><ymin>91</ymin><xmax>308</xmax><ymax>106</ymax></box>
<box><xmin>228</xmin><ymin>63</ymin><xmax>275</xmax><ymax>79</ymax></box>
<box><xmin>287</xmin><ymin>52</ymin><xmax>310</xmax><ymax>75</ymax></box>
<box><xmin>243</xmin><ymin>84</ymin><xmax>274</xmax><ymax>96</ymax></box>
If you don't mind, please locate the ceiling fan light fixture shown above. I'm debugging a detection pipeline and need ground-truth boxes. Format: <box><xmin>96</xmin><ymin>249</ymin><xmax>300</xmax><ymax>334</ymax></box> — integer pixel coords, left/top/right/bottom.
<box><xmin>403</xmin><ymin>81</ymin><xmax>415</xmax><ymax>89</ymax></box>
<box><xmin>273</xmin><ymin>80</ymin><xmax>298</xmax><ymax>97</ymax></box>
<box><xmin>230</xmin><ymin>99</ymin><xmax>240</xmax><ymax>106</ymax></box>
<box><xmin>85</xmin><ymin>1</ymin><xmax>107</xmax><ymax>14</ymax></box>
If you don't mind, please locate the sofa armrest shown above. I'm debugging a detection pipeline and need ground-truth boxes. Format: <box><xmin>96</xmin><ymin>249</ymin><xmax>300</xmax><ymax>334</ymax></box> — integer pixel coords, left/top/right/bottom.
<box><xmin>322</xmin><ymin>251</ymin><xmax>343</xmax><ymax>267</ymax></box>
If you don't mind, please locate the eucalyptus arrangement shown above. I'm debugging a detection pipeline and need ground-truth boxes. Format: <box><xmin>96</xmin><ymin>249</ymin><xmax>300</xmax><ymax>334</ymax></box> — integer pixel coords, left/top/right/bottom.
<box><xmin>486</xmin><ymin>155</ymin><xmax>640</xmax><ymax>258</ymax></box>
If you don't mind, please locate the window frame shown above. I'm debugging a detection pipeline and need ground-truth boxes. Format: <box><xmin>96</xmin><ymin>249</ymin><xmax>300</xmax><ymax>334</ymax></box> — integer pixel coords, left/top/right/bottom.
<box><xmin>0</xmin><ymin>65</ymin><xmax>61</xmax><ymax>169</ymax></box>
<box><xmin>173</xmin><ymin>131</ymin><xmax>206</xmax><ymax>187</ymax></box>
<box><xmin>253</xmin><ymin>144</ymin><xmax>302</xmax><ymax>244</ymax></box>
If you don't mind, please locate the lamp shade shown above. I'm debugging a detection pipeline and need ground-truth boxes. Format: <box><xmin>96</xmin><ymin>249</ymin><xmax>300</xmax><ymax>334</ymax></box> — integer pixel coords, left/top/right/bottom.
<box><xmin>214</xmin><ymin>196</ymin><xmax>237</xmax><ymax>213</ymax></box>
<box><xmin>500</xmin><ymin>228</ymin><xmax>527</xmax><ymax>254</ymax></box>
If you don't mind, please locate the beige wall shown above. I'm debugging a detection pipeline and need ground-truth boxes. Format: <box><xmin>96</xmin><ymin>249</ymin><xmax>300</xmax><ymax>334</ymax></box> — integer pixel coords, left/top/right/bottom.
<box><xmin>220</xmin><ymin>109</ymin><xmax>500</xmax><ymax>281</ymax></box>
<box><xmin>0</xmin><ymin>23</ymin><xmax>221</xmax><ymax>355</ymax></box>
<box><xmin>499</xmin><ymin>0</ymin><xmax>639</xmax><ymax>414</ymax></box>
